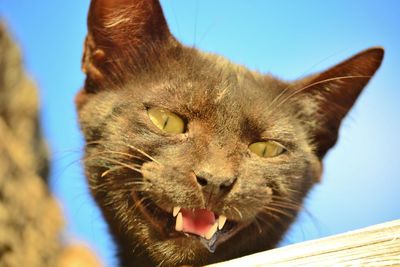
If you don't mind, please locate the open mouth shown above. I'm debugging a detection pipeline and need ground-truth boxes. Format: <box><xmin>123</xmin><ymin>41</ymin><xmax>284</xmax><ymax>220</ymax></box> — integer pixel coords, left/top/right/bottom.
<box><xmin>172</xmin><ymin>207</ymin><xmax>238</xmax><ymax>252</ymax></box>
<box><xmin>132</xmin><ymin>192</ymin><xmax>244</xmax><ymax>252</ymax></box>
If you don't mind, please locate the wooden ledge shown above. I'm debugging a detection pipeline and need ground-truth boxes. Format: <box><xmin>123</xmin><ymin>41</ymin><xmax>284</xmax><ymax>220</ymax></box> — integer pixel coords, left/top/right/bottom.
<box><xmin>207</xmin><ymin>219</ymin><xmax>400</xmax><ymax>266</ymax></box>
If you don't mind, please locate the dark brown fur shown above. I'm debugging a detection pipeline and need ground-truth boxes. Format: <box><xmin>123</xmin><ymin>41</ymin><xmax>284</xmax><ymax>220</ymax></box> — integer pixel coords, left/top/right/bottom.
<box><xmin>76</xmin><ymin>1</ymin><xmax>383</xmax><ymax>266</ymax></box>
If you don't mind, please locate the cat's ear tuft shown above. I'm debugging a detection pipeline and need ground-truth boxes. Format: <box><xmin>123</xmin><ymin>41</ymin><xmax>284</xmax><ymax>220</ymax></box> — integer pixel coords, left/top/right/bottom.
<box><xmin>295</xmin><ymin>47</ymin><xmax>384</xmax><ymax>158</ymax></box>
<box><xmin>82</xmin><ymin>0</ymin><xmax>172</xmax><ymax>91</ymax></box>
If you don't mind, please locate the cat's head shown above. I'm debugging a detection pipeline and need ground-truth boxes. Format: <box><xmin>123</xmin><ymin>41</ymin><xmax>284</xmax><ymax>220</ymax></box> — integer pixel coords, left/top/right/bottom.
<box><xmin>76</xmin><ymin>0</ymin><xmax>383</xmax><ymax>265</ymax></box>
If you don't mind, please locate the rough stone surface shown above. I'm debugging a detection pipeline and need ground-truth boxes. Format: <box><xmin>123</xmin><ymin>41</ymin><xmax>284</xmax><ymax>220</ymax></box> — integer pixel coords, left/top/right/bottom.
<box><xmin>0</xmin><ymin>22</ymin><xmax>64</xmax><ymax>267</ymax></box>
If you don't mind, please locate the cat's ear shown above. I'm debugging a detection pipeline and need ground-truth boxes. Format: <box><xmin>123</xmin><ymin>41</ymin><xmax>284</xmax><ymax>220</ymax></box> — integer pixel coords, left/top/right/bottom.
<box><xmin>294</xmin><ymin>47</ymin><xmax>384</xmax><ymax>158</ymax></box>
<box><xmin>82</xmin><ymin>0</ymin><xmax>172</xmax><ymax>91</ymax></box>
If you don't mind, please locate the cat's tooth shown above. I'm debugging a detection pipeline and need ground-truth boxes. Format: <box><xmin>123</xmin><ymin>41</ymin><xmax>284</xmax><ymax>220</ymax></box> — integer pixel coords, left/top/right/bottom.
<box><xmin>175</xmin><ymin>212</ymin><xmax>183</xmax><ymax>232</ymax></box>
<box><xmin>205</xmin><ymin>222</ymin><xmax>219</xmax><ymax>240</ymax></box>
<box><xmin>218</xmin><ymin>215</ymin><xmax>227</xmax><ymax>230</ymax></box>
<box><xmin>173</xmin><ymin>206</ymin><xmax>181</xmax><ymax>217</ymax></box>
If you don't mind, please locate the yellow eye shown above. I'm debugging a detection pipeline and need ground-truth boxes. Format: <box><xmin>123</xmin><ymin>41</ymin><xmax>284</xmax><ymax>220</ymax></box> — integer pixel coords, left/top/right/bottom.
<box><xmin>147</xmin><ymin>107</ymin><xmax>185</xmax><ymax>134</ymax></box>
<box><xmin>249</xmin><ymin>141</ymin><xmax>285</xmax><ymax>158</ymax></box>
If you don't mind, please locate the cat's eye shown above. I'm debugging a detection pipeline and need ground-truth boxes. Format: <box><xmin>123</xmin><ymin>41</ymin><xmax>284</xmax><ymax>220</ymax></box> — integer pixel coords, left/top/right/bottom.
<box><xmin>249</xmin><ymin>141</ymin><xmax>285</xmax><ymax>158</ymax></box>
<box><xmin>147</xmin><ymin>107</ymin><xmax>185</xmax><ymax>134</ymax></box>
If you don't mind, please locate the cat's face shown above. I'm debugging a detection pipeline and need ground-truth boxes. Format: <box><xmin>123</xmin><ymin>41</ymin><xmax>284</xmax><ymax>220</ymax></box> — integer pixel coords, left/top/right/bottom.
<box><xmin>76</xmin><ymin>0</ymin><xmax>383</xmax><ymax>266</ymax></box>
<box><xmin>78</xmin><ymin>50</ymin><xmax>321</xmax><ymax>264</ymax></box>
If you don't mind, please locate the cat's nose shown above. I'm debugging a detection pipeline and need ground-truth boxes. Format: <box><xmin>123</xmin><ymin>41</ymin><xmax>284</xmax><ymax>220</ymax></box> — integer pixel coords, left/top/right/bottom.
<box><xmin>195</xmin><ymin>173</ymin><xmax>237</xmax><ymax>207</ymax></box>
<box><xmin>195</xmin><ymin>173</ymin><xmax>237</xmax><ymax>193</ymax></box>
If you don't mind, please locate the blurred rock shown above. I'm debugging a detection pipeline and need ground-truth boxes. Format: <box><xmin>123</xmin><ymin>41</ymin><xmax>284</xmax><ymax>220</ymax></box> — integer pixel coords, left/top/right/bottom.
<box><xmin>0</xmin><ymin>22</ymin><xmax>63</xmax><ymax>267</ymax></box>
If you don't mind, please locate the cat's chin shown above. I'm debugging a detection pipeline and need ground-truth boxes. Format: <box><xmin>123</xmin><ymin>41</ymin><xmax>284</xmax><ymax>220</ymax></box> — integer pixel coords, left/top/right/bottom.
<box><xmin>131</xmin><ymin>190</ymin><xmax>252</xmax><ymax>253</ymax></box>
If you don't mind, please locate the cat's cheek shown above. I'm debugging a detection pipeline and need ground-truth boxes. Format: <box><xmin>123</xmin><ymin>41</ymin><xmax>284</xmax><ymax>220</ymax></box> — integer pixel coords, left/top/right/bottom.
<box><xmin>75</xmin><ymin>89</ymin><xmax>89</xmax><ymax>110</ymax></box>
<box><xmin>312</xmin><ymin>157</ymin><xmax>323</xmax><ymax>183</ymax></box>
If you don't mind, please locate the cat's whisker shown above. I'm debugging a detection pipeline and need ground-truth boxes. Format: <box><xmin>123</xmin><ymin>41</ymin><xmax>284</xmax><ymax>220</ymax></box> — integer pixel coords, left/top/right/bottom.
<box><xmin>51</xmin><ymin>157</ymin><xmax>87</xmax><ymax>186</ymax></box>
<box><xmin>197</xmin><ymin>15</ymin><xmax>220</xmax><ymax>48</ymax></box>
<box><xmin>86</xmin><ymin>140</ymin><xmax>161</xmax><ymax>164</ymax></box>
<box><xmin>262</xmin><ymin>206</ymin><xmax>295</xmax><ymax>219</ymax></box>
<box><xmin>269</xmin><ymin>203</ymin><xmax>301</xmax><ymax>212</ymax></box>
<box><xmin>89</xmin><ymin>156</ymin><xmax>143</xmax><ymax>174</ymax></box>
<box><xmin>258</xmin><ymin>209</ymin><xmax>281</xmax><ymax>222</ymax></box>
<box><xmin>270</xmin><ymin>198</ymin><xmax>301</xmax><ymax>206</ymax></box>
<box><xmin>131</xmin><ymin>243</ymin><xmax>141</xmax><ymax>257</ymax></box>
<box><xmin>103</xmin><ymin>182</ymin><xmax>147</xmax><ymax>192</ymax></box>
<box><xmin>284</xmin><ymin>188</ymin><xmax>303</xmax><ymax>194</ymax></box>
<box><xmin>254</xmin><ymin>214</ymin><xmax>277</xmax><ymax>230</ymax></box>
<box><xmin>156</xmin><ymin>258</ymin><xmax>166</xmax><ymax>267</ymax></box>
<box><xmin>265</xmin><ymin>50</ymin><xmax>345</xmax><ymax>113</ymax></box>
<box><xmin>126</xmin><ymin>181</ymin><xmax>146</xmax><ymax>186</ymax></box>
<box><xmin>101</xmin><ymin>166</ymin><xmax>125</xmax><ymax>178</ymax></box>
<box><xmin>270</xmin><ymin>195</ymin><xmax>302</xmax><ymax>204</ymax></box>
<box><xmin>233</xmin><ymin>207</ymin><xmax>243</xmax><ymax>220</ymax></box>
<box><xmin>96</xmin><ymin>150</ymin><xmax>144</xmax><ymax>161</ymax></box>
<box><xmin>84</xmin><ymin>146</ymin><xmax>147</xmax><ymax>163</ymax></box>
<box><xmin>267</xmin><ymin>75</ymin><xmax>371</xmax><ymax>116</ymax></box>
<box><xmin>85</xmin><ymin>152</ymin><xmax>144</xmax><ymax>170</ymax></box>
<box><xmin>271</xmin><ymin>194</ymin><xmax>301</xmax><ymax>203</ymax></box>
<box><xmin>253</xmin><ymin>217</ymin><xmax>263</xmax><ymax>234</ymax></box>
<box><xmin>131</xmin><ymin>196</ymin><xmax>150</xmax><ymax>213</ymax></box>
<box><xmin>125</xmin><ymin>144</ymin><xmax>160</xmax><ymax>164</ymax></box>
<box><xmin>264</xmin><ymin>83</ymin><xmax>293</xmax><ymax>114</ymax></box>
<box><xmin>269</xmin><ymin>202</ymin><xmax>302</xmax><ymax>212</ymax></box>
<box><xmin>84</xmin><ymin>151</ymin><xmax>140</xmax><ymax>165</ymax></box>
<box><xmin>270</xmin><ymin>201</ymin><xmax>301</xmax><ymax>209</ymax></box>
<box><xmin>223</xmin><ymin>207</ymin><xmax>236</xmax><ymax>222</ymax></box>
<box><xmin>192</xmin><ymin>0</ymin><xmax>199</xmax><ymax>47</ymax></box>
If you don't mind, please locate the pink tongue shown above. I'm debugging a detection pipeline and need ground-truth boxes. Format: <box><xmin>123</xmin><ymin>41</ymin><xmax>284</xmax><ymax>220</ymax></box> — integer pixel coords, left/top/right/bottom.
<box><xmin>181</xmin><ymin>209</ymin><xmax>215</xmax><ymax>237</ymax></box>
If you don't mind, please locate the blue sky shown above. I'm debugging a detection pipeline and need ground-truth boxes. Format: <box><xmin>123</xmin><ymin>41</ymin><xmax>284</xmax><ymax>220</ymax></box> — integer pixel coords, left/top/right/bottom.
<box><xmin>1</xmin><ymin>1</ymin><xmax>399</xmax><ymax>266</ymax></box>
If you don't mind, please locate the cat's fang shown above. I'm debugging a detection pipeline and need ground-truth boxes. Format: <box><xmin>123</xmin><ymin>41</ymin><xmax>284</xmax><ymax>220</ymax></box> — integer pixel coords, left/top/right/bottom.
<box><xmin>218</xmin><ymin>215</ymin><xmax>227</xmax><ymax>230</ymax></box>
<box><xmin>175</xmin><ymin>212</ymin><xmax>183</xmax><ymax>231</ymax></box>
<box><xmin>173</xmin><ymin>206</ymin><xmax>181</xmax><ymax>217</ymax></box>
<box><xmin>205</xmin><ymin>222</ymin><xmax>219</xmax><ymax>240</ymax></box>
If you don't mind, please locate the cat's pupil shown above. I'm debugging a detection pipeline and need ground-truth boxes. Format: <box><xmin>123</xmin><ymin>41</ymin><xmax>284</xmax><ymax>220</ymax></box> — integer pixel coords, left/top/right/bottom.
<box><xmin>162</xmin><ymin>116</ymin><xmax>169</xmax><ymax>129</ymax></box>
<box><xmin>249</xmin><ymin>141</ymin><xmax>285</xmax><ymax>158</ymax></box>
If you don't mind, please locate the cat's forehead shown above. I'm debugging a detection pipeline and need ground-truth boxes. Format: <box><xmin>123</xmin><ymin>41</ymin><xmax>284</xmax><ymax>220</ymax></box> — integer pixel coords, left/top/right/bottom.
<box><xmin>113</xmin><ymin>51</ymin><xmax>297</xmax><ymax>142</ymax></box>
<box><xmin>138</xmin><ymin>51</ymin><xmax>287</xmax><ymax>116</ymax></box>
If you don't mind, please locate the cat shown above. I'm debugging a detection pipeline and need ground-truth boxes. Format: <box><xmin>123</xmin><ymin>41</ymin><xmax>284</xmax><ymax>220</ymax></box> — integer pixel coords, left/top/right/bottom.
<box><xmin>75</xmin><ymin>0</ymin><xmax>383</xmax><ymax>266</ymax></box>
